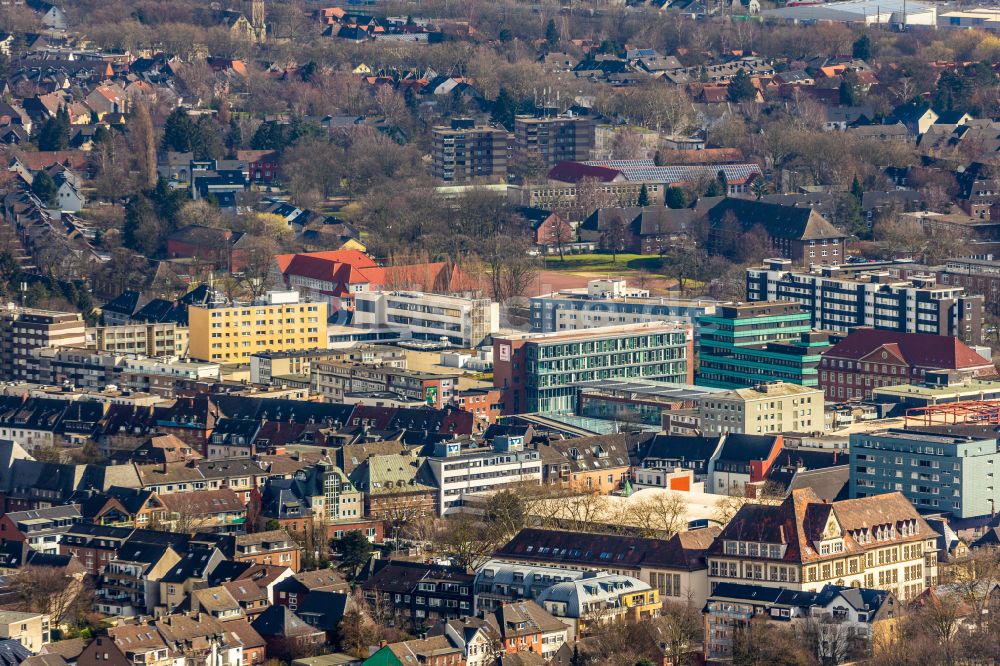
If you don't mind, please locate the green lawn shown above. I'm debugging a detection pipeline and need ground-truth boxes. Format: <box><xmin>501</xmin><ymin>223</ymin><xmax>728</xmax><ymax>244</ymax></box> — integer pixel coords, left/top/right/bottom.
<box><xmin>543</xmin><ymin>253</ymin><xmax>663</xmax><ymax>273</ymax></box>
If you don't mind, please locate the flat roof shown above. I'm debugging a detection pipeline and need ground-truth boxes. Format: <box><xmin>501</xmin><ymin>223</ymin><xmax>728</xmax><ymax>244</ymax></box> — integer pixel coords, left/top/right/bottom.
<box><xmin>573</xmin><ymin>379</ymin><xmax>725</xmax><ymax>400</ymax></box>
<box><xmin>496</xmin><ymin>321</ymin><xmax>688</xmax><ymax>343</ymax></box>
<box><xmin>873</xmin><ymin>380</ymin><xmax>1000</xmax><ymax>398</ymax></box>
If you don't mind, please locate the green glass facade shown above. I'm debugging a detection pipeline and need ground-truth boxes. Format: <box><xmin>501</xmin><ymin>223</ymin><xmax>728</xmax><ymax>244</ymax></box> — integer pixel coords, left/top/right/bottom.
<box><xmin>525</xmin><ymin>331</ymin><xmax>689</xmax><ymax>414</ymax></box>
<box><xmin>697</xmin><ymin>303</ymin><xmax>830</xmax><ymax>389</ymax></box>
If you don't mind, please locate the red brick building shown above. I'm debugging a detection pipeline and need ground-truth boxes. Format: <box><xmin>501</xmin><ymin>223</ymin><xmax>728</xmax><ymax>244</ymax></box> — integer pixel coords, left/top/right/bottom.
<box><xmin>237</xmin><ymin>150</ymin><xmax>280</xmax><ymax>184</ymax></box>
<box><xmin>165</xmin><ymin>225</ymin><xmax>253</xmax><ymax>273</ymax></box>
<box><xmin>819</xmin><ymin>328</ymin><xmax>995</xmax><ymax>401</ymax></box>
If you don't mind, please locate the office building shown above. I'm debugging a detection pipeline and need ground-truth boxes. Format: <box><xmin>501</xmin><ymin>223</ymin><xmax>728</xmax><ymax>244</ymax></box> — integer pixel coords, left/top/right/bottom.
<box><xmin>850</xmin><ymin>428</ymin><xmax>1000</xmax><ymax>518</ymax></box>
<box><xmin>187</xmin><ymin>291</ymin><xmax>327</xmax><ymax>363</ymax></box>
<box><xmin>697</xmin><ymin>301</ymin><xmax>833</xmax><ymax>389</ymax></box>
<box><xmin>530</xmin><ymin>278</ymin><xmax>716</xmax><ymax>335</ymax></box>
<box><xmin>708</xmin><ymin>488</ymin><xmax>937</xmax><ymax>601</ymax></box>
<box><xmin>426</xmin><ymin>435</ymin><xmax>541</xmax><ymax>514</ymax></box>
<box><xmin>514</xmin><ymin>114</ymin><xmax>595</xmax><ymax>168</ymax></box>
<box><xmin>0</xmin><ymin>307</ymin><xmax>86</xmax><ymax>382</ymax></box>
<box><xmin>353</xmin><ymin>291</ymin><xmax>499</xmax><ymax>348</ymax></box>
<box><xmin>696</xmin><ymin>382</ymin><xmax>824</xmax><ymax>435</ymax></box>
<box><xmin>746</xmin><ymin>259</ymin><xmax>984</xmax><ymax>344</ymax></box>
<box><xmin>87</xmin><ymin>322</ymin><xmax>189</xmax><ymax>358</ymax></box>
<box><xmin>493</xmin><ymin>322</ymin><xmax>693</xmax><ymax>415</ymax></box>
<box><xmin>431</xmin><ymin>118</ymin><xmax>509</xmax><ymax>182</ymax></box>
<box><xmin>819</xmin><ymin>329</ymin><xmax>994</xmax><ymax>402</ymax></box>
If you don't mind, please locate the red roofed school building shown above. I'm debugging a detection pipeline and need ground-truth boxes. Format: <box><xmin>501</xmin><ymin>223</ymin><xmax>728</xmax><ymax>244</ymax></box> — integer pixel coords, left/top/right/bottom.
<box><xmin>818</xmin><ymin>328</ymin><xmax>995</xmax><ymax>402</ymax></box>
<box><xmin>271</xmin><ymin>249</ymin><xmax>473</xmax><ymax>312</ymax></box>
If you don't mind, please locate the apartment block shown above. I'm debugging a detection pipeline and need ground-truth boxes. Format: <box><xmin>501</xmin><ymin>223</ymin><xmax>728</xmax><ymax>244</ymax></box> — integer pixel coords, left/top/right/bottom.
<box><xmin>354</xmin><ymin>290</ymin><xmax>499</xmax><ymax>348</ymax></box>
<box><xmin>493</xmin><ymin>322</ymin><xmax>693</xmax><ymax>415</ymax></box>
<box><xmin>187</xmin><ymin>291</ymin><xmax>327</xmax><ymax>363</ymax></box>
<box><xmin>249</xmin><ymin>345</ymin><xmax>406</xmax><ymax>386</ymax></box>
<box><xmin>431</xmin><ymin>118</ymin><xmax>509</xmax><ymax>182</ymax></box>
<box><xmin>696</xmin><ymin>382</ymin><xmax>824</xmax><ymax>435</ymax></box>
<box><xmin>33</xmin><ymin>347</ymin><xmax>125</xmax><ymax>389</ymax></box>
<box><xmin>514</xmin><ymin>114</ymin><xmax>595</xmax><ymax>168</ymax></box>
<box><xmin>851</xmin><ymin>428</ymin><xmax>1000</xmax><ymax>518</ymax></box>
<box><xmin>746</xmin><ymin>259</ymin><xmax>984</xmax><ymax>344</ymax></box>
<box><xmin>426</xmin><ymin>436</ymin><xmax>542</xmax><ymax>514</ymax></box>
<box><xmin>530</xmin><ymin>278</ymin><xmax>716</xmax><ymax>335</ymax></box>
<box><xmin>697</xmin><ymin>301</ymin><xmax>833</xmax><ymax>389</ymax></box>
<box><xmin>87</xmin><ymin>322</ymin><xmax>189</xmax><ymax>357</ymax></box>
<box><xmin>0</xmin><ymin>307</ymin><xmax>86</xmax><ymax>381</ymax></box>
<box><xmin>311</xmin><ymin>361</ymin><xmax>458</xmax><ymax>408</ymax></box>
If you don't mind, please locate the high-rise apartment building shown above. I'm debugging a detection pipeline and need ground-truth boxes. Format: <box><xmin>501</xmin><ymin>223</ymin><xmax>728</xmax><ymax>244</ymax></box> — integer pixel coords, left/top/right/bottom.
<box><xmin>514</xmin><ymin>114</ymin><xmax>595</xmax><ymax>168</ymax></box>
<box><xmin>697</xmin><ymin>301</ymin><xmax>833</xmax><ymax>389</ymax></box>
<box><xmin>746</xmin><ymin>259</ymin><xmax>984</xmax><ymax>344</ymax></box>
<box><xmin>187</xmin><ymin>291</ymin><xmax>327</xmax><ymax>363</ymax></box>
<box><xmin>431</xmin><ymin>118</ymin><xmax>509</xmax><ymax>182</ymax></box>
<box><xmin>0</xmin><ymin>307</ymin><xmax>86</xmax><ymax>381</ymax></box>
<box><xmin>493</xmin><ymin>322</ymin><xmax>693</xmax><ymax>414</ymax></box>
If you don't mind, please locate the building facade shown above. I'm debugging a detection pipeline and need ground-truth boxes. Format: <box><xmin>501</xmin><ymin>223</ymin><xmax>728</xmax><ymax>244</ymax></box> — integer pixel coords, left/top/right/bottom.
<box><xmin>431</xmin><ymin>119</ymin><xmax>509</xmax><ymax>182</ymax></box>
<box><xmin>187</xmin><ymin>291</ymin><xmax>327</xmax><ymax>363</ymax></box>
<box><xmin>530</xmin><ymin>279</ymin><xmax>716</xmax><ymax>335</ymax></box>
<box><xmin>426</xmin><ymin>436</ymin><xmax>542</xmax><ymax>515</ymax></box>
<box><xmin>353</xmin><ymin>291</ymin><xmax>499</xmax><ymax>348</ymax></box>
<box><xmin>0</xmin><ymin>307</ymin><xmax>86</xmax><ymax>381</ymax></box>
<box><xmin>707</xmin><ymin>488</ymin><xmax>938</xmax><ymax>602</ymax></box>
<box><xmin>746</xmin><ymin>259</ymin><xmax>984</xmax><ymax>344</ymax></box>
<box><xmin>514</xmin><ymin>115</ymin><xmax>595</xmax><ymax>168</ymax></box>
<box><xmin>493</xmin><ymin>322</ymin><xmax>693</xmax><ymax>415</ymax></box>
<box><xmin>819</xmin><ymin>329</ymin><xmax>994</xmax><ymax>402</ymax></box>
<box><xmin>696</xmin><ymin>382</ymin><xmax>824</xmax><ymax>436</ymax></box>
<box><xmin>697</xmin><ymin>302</ymin><xmax>832</xmax><ymax>389</ymax></box>
<box><xmin>87</xmin><ymin>322</ymin><xmax>189</xmax><ymax>357</ymax></box>
<box><xmin>850</xmin><ymin>428</ymin><xmax>1000</xmax><ymax>518</ymax></box>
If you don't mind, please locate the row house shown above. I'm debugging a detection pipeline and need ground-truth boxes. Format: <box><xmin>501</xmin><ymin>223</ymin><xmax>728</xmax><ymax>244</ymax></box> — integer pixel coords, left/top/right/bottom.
<box><xmin>359</xmin><ymin>559</ymin><xmax>475</xmax><ymax>628</ymax></box>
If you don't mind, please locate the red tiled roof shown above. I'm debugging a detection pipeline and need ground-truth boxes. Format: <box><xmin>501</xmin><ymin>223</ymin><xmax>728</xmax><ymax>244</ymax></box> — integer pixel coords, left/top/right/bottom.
<box><xmin>547</xmin><ymin>160</ymin><xmax>623</xmax><ymax>184</ymax></box>
<box><xmin>825</xmin><ymin>329</ymin><xmax>991</xmax><ymax>371</ymax></box>
<box><xmin>276</xmin><ymin>250</ymin><xmax>471</xmax><ymax>296</ymax></box>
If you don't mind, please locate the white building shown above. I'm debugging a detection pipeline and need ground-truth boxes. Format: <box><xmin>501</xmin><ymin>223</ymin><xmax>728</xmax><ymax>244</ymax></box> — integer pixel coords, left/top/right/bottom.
<box><xmin>353</xmin><ymin>291</ymin><xmax>499</xmax><ymax>348</ymax></box>
<box><xmin>696</xmin><ymin>382</ymin><xmax>825</xmax><ymax>436</ymax></box>
<box><xmin>425</xmin><ymin>436</ymin><xmax>542</xmax><ymax>515</ymax></box>
<box><xmin>763</xmin><ymin>0</ymin><xmax>936</xmax><ymax>27</ymax></box>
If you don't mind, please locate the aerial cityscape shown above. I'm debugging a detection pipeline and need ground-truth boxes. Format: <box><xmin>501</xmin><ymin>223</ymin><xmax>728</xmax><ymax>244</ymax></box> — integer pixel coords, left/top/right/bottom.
<box><xmin>0</xmin><ymin>0</ymin><xmax>998</xmax><ymax>664</ymax></box>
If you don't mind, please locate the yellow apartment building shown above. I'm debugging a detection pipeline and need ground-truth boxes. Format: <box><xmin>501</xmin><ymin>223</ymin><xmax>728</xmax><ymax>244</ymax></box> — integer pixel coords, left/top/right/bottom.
<box><xmin>188</xmin><ymin>291</ymin><xmax>328</xmax><ymax>363</ymax></box>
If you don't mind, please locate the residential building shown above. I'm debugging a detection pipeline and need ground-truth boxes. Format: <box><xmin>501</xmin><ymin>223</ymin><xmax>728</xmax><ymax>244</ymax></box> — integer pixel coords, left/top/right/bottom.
<box><xmin>187</xmin><ymin>291</ymin><xmax>327</xmax><ymax>363</ymax></box>
<box><xmin>483</xmin><ymin>601</ymin><xmax>570</xmax><ymax>661</ymax></box>
<box><xmin>353</xmin><ymin>291</ymin><xmax>499</xmax><ymax>348</ymax></box>
<box><xmin>249</xmin><ymin>346</ymin><xmax>406</xmax><ymax>386</ymax></box>
<box><xmin>0</xmin><ymin>307</ymin><xmax>86</xmax><ymax>382</ymax></box>
<box><xmin>746</xmin><ymin>259</ymin><xmax>984</xmax><ymax>345</ymax></box>
<box><xmin>0</xmin><ymin>504</ymin><xmax>81</xmax><ymax>554</ymax></box>
<box><xmin>937</xmin><ymin>258</ymin><xmax>1000</xmax><ymax>310</ymax></box>
<box><xmin>493</xmin><ymin>322</ymin><xmax>693</xmax><ymax>415</ymax></box>
<box><xmin>707</xmin><ymin>488</ymin><xmax>938</xmax><ymax>602</ymax></box>
<box><xmin>59</xmin><ymin>523</ymin><xmax>134</xmax><ymax>575</ymax></box>
<box><xmin>348</xmin><ymin>453</ymin><xmax>437</xmax><ymax>530</ymax></box>
<box><xmin>496</xmin><ymin>527</ymin><xmax>720</xmax><ymax>609</ymax></box>
<box><xmin>536</xmin><ymin>571</ymin><xmax>659</xmax><ymax>636</ymax></box>
<box><xmin>273</xmin><ymin>570</ymin><xmax>350</xmax><ymax>612</ymax></box>
<box><xmin>359</xmin><ymin>559</ymin><xmax>474</xmax><ymax>627</ymax></box>
<box><xmin>165</xmin><ymin>225</ymin><xmax>252</xmax><ymax>273</ymax></box>
<box><xmin>707</xmin><ymin>433</ymin><xmax>784</xmax><ymax>497</ymax></box>
<box><xmin>704</xmin><ymin>583</ymin><xmax>898</xmax><ymax>663</ymax></box>
<box><xmin>535</xmin><ymin>434</ymin><xmax>631</xmax><ymax>493</ymax></box>
<box><xmin>696</xmin><ymin>382</ymin><xmax>824</xmax><ymax>435</ymax></box>
<box><xmin>819</xmin><ymin>329</ymin><xmax>994</xmax><ymax>402</ymax></box>
<box><xmin>473</xmin><ymin>560</ymin><xmax>588</xmax><ymax>614</ymax></box>
<box><xmin>514</xmin><ymin>115</ymin><xmax>595</xmax><ymax>168</ymax></box>
<box><xmin>97</xmin><ymin>542</ymin><xmax>182</xmax><ymax>616</ymax></box>
<box><xmin>364</xmin><ymin>635</ymin><xmax>465</xmax><ymax>666</ymax></box>
<box><xmin>707</xmin><ymin>199</ymin><xmax>848</xmax><ymax>265</ymax></box>
<box><xmin>32</xmin><ymin>347</ymin><xmax>125</xmax><ymax>390</ymax></box>
<box><xmin>0</xmin><ymin>612</ymin><xmax>50</xmax><ymax>652</ymax></box>
<box><xmin>529</xmin><ymin>279</ymin><xmax>717</xmax><ymax>335</ymax></box>
<box><xmin>311</xmin><ymin>361</ymin><xmax>458</xmax><ymax>408</ymax></box>
<box><xmin>426</xmin><ymin>436</ymin><xmax>542</xmax><ymax>515</ymax></box>
<box><xmin>120</xmin><ymin>356</ymin><xmax>221</xmax><ymax>397</ymax></box>
<box><xmin>431</xmin><ymin>118</ymin><xmax>509</xmax><ymax>182</ymax></box>
<box><xmin>87</xmin><ymin>322</ymin><xmax>189</xmax><ymax>357</ymax></box>
<box><xmin>850</xmin><ymin>428</ymin><xmax>1000</xmax><ymax>518</ymax></box>
<box><xmin>233</xmin><ymin>531</ymin><xmax>301</xmax><ymax>572</ymax></box>
<box><xmin>697</xmin><ymin>302</ymin><xmax>833</xmax><ymax>389</ymax></box>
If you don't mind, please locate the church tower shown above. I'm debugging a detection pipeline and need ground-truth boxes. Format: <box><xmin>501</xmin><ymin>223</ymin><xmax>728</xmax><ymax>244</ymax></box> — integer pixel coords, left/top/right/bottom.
<box><xmin>250</xmin><ymin>0</ymin><xmax>266</xmax><ymax>42</ymax></box>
